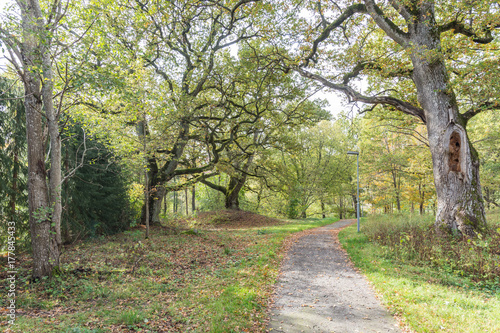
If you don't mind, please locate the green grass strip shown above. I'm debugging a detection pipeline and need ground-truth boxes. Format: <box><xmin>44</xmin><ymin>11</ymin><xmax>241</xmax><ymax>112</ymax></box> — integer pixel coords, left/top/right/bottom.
<box><xmin>338</xmin><ymin>220</ymin><xmax>500</xmax><ymax>333</ymax></box>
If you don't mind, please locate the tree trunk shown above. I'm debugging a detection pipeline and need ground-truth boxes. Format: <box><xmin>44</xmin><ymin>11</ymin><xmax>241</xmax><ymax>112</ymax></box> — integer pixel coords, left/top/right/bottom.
<box><xmin>44</xmin><ymin>43</ymin><xmax>62</xmax><ymax>255</ymax></box>
<box><xmin>391</xmin><ymin>170</ymin><xmax>401</xmax><ymax>212</ymax></box>
<box><xmin>351</xmin><ymin>194</ymin><xmax>357</xmax><ymax>217</ymax></box>
<box><xmin>191</xmin><ymin>186</ymin><xmax>196</xmax><ymax>212</ymax></box>
<box><xmin>409</xmin><ymin>16</ymin><xmax>486</xmax><ymax>236</ymax></box>
<box><xmin>419</xmin><ymin>183</ymin><xmax>425</xmax><ymax>215</ymax></box>
<box><xmin>321</xmin><ymin>199</ymin><xmax>326</xmax><ymax>218</ymax></box>
<box><xmin>185</xmin><ymin>187</ymin><xmax>189</xmax><ymax>215</ymax></box>
<box><xmin>225</xmin><ymin>175</ymin><xmax>245</xmax><ymax>210</ymax></box>
<box><xmin>339</xmin><ymin>197</ymin><xmax>343</xmax><ymax>219</ymax></box>
<box><xmin>484</xmin><ymin>187</ymin><xmax>490</xmax><ymax>210</ymax></box>
<box><xmin>151</xmin><ymin>187</ymin><xmax>165</xmax><ymax>224</ymax></box>
<box><xmin>21</xmin><ymin>0</ymin><xmax>60</xmax><ymax>278</ymax></box>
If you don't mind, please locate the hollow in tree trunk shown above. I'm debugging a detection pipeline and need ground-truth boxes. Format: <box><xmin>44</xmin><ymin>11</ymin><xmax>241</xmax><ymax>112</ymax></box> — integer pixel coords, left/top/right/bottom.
<box><xmin>410</xmin><ymin>24</ymin><xmax>486</xmax><ymax>237</ymax></box>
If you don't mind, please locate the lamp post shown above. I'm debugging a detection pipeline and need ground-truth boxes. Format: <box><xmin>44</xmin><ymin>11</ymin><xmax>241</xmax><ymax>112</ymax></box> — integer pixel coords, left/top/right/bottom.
<box><xmin>347</xmin><ymin>151</ymin><xmax>360</xmax><ymax>232</ymax></box>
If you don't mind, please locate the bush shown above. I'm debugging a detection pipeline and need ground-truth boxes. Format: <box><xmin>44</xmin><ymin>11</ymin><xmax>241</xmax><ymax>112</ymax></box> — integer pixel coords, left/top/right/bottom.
<box><xmin>364</xmin><ymin>213</ymin><xmax>500</xmax><ymax>286</ymax></box>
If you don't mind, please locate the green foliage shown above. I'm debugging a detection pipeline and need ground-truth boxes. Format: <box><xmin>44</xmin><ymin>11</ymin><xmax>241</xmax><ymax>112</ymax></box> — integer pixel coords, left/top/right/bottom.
<box><xmin>62</xmin><ymin>121</ymin><xmax>132</xmax><ymax>240</ymax></box>
<box><xmin>0</xmin><ymin>76</ymin><xmax>29</xmax><ymax>250</ymax></box>
<box><xmin>119</xmin><ymin>310</ymin><xmax>147</xmax><ymax>326</ymax></box>
<box><xmin>260</xmin><ymin>118</ymin><xmax>356</xmax><ymax>219</ymax></box>
<box><xmin>363</xmin><ymin>213</ymin><xmax>500</xmax><ymax>289</ymax></box>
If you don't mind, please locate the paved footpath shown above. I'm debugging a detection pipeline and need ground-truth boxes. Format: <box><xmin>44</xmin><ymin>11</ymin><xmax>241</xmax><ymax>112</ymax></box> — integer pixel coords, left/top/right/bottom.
<box><xmin>268</xmin><ymin>220</ymin><xmax>401</xmax><ymax>333</ymax></box>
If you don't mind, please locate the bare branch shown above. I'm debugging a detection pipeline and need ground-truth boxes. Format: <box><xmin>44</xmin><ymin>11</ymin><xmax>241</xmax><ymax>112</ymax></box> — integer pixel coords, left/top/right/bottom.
<box><xmin>295</xmin><ymin>66</ymin><xmax>426</xmax><ymax>123</ymax></box>
<box><xmin>62</xmin><ymin>128</ymin><xmax>88</xmax><ymax>183</ymax></box>
<box><xmin>302</xmin><ymin>3</ymin><xmax>367</xmax><ymax>67</ymax></box>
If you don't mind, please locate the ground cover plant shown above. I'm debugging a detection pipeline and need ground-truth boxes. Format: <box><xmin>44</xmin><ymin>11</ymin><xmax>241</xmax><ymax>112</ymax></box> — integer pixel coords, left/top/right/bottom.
<box><xmin>0</xmin><ymin>211</ymin><xmax>338</xmax><ymax>332</ymax></box>
<box><xmin>339</xmin><ymin>212</ymin><xmax>500</xmax><ymax>332</ymax></box>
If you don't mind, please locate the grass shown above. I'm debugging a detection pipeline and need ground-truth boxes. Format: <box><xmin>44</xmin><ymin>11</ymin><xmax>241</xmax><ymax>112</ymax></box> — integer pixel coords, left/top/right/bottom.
<box><xmin>1</xmin><ymin>216</ymin><xmax>338</xmax><ymax>332</ymax></box>
<box><xmin>338</xmin><ymin>212</ymin><xmax>500</xmax><ymax>333</ymax></box>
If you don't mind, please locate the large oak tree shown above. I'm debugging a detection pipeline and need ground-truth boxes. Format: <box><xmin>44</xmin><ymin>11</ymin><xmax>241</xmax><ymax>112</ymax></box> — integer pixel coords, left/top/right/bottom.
<box><xmin>283</xmin><ymin>0</ymin><xmax>499</xmax><ymax>237</ymax></box>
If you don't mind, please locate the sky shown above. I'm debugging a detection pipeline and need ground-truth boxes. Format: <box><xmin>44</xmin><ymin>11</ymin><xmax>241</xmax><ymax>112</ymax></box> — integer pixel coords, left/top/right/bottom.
<box><xmin>0</xmin><ymin>0</ymin><xmax>346</xmax><ymax>118</ymax></box>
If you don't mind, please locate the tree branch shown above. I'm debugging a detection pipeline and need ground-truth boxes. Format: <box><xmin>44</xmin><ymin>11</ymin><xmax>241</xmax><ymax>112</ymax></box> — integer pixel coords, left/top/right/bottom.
<box><xmin>462</xmin><ymin>100</ymin><xmax>500</xmax><ymax>123</ymax></box>
<box><xmin>199</xmin><ymin>178</ymin><xmax>227</xmax><ymax>195</ymax></box>
<box><xmin>388</xmin><ymin>0</ymin><xmax>411</xmax><ymax>21</ymax></box>
<box><xmin>295</xmin><ymin>66</ymin><xmax>426</xmax><ymax>123</ymax></box>
<box><xmin>438</xmin><ymin>20</ymin><xmax>499</xmax><ymax>44</ymax></box>
<box><xmin>302</xmin><ymin>3</ymin><xmax>367</xmax><ymax>67</ymax></box>
<box><xmin>364</xmin><ymin>0</ymin><xmax>409</xmax><ymax>46</ymax></box>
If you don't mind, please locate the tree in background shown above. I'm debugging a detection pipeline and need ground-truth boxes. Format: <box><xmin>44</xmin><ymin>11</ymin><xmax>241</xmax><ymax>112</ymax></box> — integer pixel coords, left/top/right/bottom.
<box><xmin>266</xmin><ymin>119</ymin><xmax>354</xmax><ymax>219</ymax></box>
<box><xmin>61</xmin><ymin>122</ymin><xmax>131</xmax><ymax>241</ymax></box>
<box><xmin>69</xmin><ymin>0</ymin><xmax>264</xmax><ymax>225</ymax></box>
<box><xmin>467</xmin><ymin>110</ymin><xmax>500</xmax><ymax>210</ymax></box>
<box><xmin>200</xmin><ymin>43</ymin><xmax>328</xmax><ymax>210</ymax></box>
<box><xmin>360</xmin><ymin>112</ymin><xmax>435</xmax><ymax>214</ymax></box>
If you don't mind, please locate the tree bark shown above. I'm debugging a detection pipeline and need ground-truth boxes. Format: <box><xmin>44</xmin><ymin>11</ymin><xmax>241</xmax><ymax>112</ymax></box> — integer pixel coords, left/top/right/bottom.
<box><xmin>151</xmin><ymin>187</ymin><xmax>165</xmax><ymax>224</ymax></box>
<box><xmin>408</xmin><ymin>11</ymin><xmax>486</xmax><ymax>236</ymax></box>
<box><xmin>339</xmin><ymin>196</ymin><xmax>343</xmax><ymax>219</ymax></box>
<box><xmin>20</xmin><ymin>0</ymin><xmax>61</xmax><ymax>278</ymax></box>
<box><xmin>185</xmin><ymin>187</ymin><xmax>189</xmax><ymax>215</ymax></box>
<box><xmin>191</xmin><ymin>186</ymin><xmax>196</xmax><ymax>212</ymax></box>
<box><xmin>225</xmin><ymin>175</ymin><xmax>245</xmax><ymax>210</ymax></box>
<box><xmin>321</xmin><ymin>199</ymin><xmax>326</xmax><ymax>218</ymax></box>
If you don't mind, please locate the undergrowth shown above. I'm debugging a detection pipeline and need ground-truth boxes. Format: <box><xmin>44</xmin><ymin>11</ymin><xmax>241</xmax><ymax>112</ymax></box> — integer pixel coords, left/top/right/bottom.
<box><xmin>1</xmin><ymin>215</ymin><xmax>338</xmax><ymax>332</ymax></box>
<box><xmin>339</xmin><ymin>211</ymin><xmax>500</xmax><ymax>333</ymax></box>
<box><xmin>363</xmin><ymin>213</ymin><xmax>500</xmax><ymax>292</ymax></box>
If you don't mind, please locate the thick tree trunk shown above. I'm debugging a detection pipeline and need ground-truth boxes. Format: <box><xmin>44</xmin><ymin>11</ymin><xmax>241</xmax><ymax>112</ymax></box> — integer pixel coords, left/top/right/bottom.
<box><xmin>24</xmin><ymin>82</ymin><xmax>57</xmax><ymax>278</ymax></box>
<box><xmin>409</xmin><ymin>17</ymin><xmax>486</xmax><ymax>236</ymax></box>
<box><xmin>151</xmin><ymin>187</ymin><xmax>165</xmax><ymax>224</ymax></box>
<box><xmin>21</xmin><ymin>0</ymin><xmax>60</xmax><ymax>278</ymax></box>
<box><xmin>225</xmin><ymin>175</ymin><xmax>245</xmax><ymax>210</ymax></box>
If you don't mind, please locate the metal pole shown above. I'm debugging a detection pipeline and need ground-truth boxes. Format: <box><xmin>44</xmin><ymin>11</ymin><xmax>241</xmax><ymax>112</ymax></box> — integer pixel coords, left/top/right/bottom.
<box><xmin>356</xmin><ymin>154</ymin><xmax>360</xmax><ymax>233</ymax></box>
<box><xmin>347</xmin><ymin>151</ymin><xmax>360</xmax><ymax>233</ymax></box>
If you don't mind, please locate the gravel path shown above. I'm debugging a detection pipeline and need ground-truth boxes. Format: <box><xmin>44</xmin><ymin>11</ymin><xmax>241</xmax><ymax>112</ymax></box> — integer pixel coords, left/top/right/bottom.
<box><xmin>268</xmin><ymin>220</ymin><xmax>401</xmax><ymax>333</ymax></box>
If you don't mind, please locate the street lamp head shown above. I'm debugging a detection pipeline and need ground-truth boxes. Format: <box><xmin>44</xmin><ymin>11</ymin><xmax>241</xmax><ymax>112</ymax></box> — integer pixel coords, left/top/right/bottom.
<box><xmin>347</xmin><ymin>151</ymin><xmax>359</xmax><ymax>155</ymax></box>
